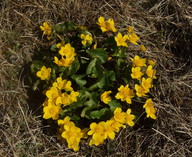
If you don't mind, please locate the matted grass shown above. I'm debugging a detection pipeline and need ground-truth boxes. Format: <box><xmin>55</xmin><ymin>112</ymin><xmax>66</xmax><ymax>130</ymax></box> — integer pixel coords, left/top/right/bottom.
<box><xmin>0</xmin><ymin>0</ymin><xmax>192</xmax><ymax>156</ymax></box>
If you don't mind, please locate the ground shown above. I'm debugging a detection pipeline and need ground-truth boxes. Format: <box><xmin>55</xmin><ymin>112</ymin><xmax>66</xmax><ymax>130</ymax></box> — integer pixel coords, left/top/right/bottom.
<box><xmin>0</xmin><ymin>0</ymin><xmax>192</xmax><ymax>156</ymax></box>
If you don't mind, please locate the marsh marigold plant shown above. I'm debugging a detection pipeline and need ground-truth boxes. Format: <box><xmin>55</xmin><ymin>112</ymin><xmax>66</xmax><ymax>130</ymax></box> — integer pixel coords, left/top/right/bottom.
<box><xmin>30</xmin><ymin>17</ymin><xmax>158</xmax><ymax>151</ymax></box>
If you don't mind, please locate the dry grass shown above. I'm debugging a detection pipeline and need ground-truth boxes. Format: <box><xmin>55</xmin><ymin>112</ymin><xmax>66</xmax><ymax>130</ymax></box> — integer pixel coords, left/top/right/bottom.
<box><xmin>0</xmin><ymin>0</ymin><xmax>192</xmax><ymax>156</ymax></box>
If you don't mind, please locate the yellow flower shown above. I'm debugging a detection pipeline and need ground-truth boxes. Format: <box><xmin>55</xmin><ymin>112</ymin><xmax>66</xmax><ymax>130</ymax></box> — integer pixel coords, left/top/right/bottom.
<box><xmin>127</xmin><ymin>26</ymin><xmax>134</xmax><ymax>33</ymax></box>
<box><xmin>59</xmin><ymin>43</ymin><xmax>75</xmax><ymax>57</ymax></box>
<box><xmin>80</xmin><ymin>34</ymin><xmax>93</xmax><ymax>45</ymax></box>
<box><xmin>43</xmin><ymin>102</ymin><xmax>61</xmax><ymax>120</ymax></box>
<box><xmin>141</xmin><ymin>77</ymin><xmax>153</xmax><ymax>90</ymax></box>
<box><xmin>78</xmin><ymin>25</ymin><xmax>87</xmax><ymax>30</ymax></box>
<box><xmin>70</xmin><ymin>91</ymin><xmax>79</xmax><ymax>102</ymax></box>
<box><xmin>46</xmin><ymin>87</ymin><xmax>61</xmax><ymax>103</ymax></box>
<box><xmin>56</xmin><ymin>41</ymin><xmax>65</xmax><ymax>49</ymax></box>
<box><xmin>62</xmin><ymin>124</ymin><xmax>83</xmax><ymax>151</ymax></box>
<box><xmin>54</xmin><ymin>56</ymin><xmax>75</xmax><ymax>67</ymax></box>
<box><xmin>131</xmin><ymin>55</ymin><xmax>146</xmax><ymax>67</ymax></box>
<box><xmin>146</xmin><ymin>65</ymin><xmax>157</xmax><ymax>79</ymax></box>
<box><xmin>56</xmin><ymin>93</ymin><xmax>71</xmax><ymax>106</ymax></box>
<box><xmin>97</xmin><ymin>17</ymin><xmax>117</xmax><ymax>32</ymax></box>
<box><xmin>53</xmin><ymin>77</ymin><xmax>73</xmax><ymax>91</ymax></box>
<box><xmin>125</xmin><ymin>109</ymin><xmax>135</xmax><ymax>126</ymax></box>
<box><xmin>58</xmin><ymin>116</ymin><xmax>74</xmax><ymax>126</ymax></box>
<box><xmin>115</xmin><ymin>32</ymin><xmax>129</xmax><ymax>47</ymax></box>
<box><xmin>109</xmin><ymin>117</ymin><xmax>123</xmax><ymax>132</ymax></box>
<box><xmin>54</xmin><ymin>43</ymin><xmax>76</xmax><ymax>67</ymax></box>
<box><xmin>115</xmin><ymin>84</ymin><xmax>135</xmax><ymax>104</ymax></box>
<box><xmin>100</xmin><ymin>91</ymin><xmax>112</xmax><ymax>104</ymax></box>
<box><xmin>104</xmin><ymin>120</ymin><xmax>116</xmax><ymax>140</ymax></box>
<box><xmin>36</xmin><ymin>66</ymin><xmax>51</xmax><ymax>80</ymax></box>
<box><xmin>88</xmin><ymin>122</ymin><xmax>106</xmax><ymax>146</ymax></box>
<box><xmin>135</xmin><ymin>84</ymin><xmax>149</xmax><ymax>97</ymax></box>
<box><xmin>113</xmin><ymin>108</ymin><xmax>126</xmax><ymax>124</ymax></box>
<box><xmin>131</xmin><ymin>67</ymin><xmax>144</xmax><ymax>80</ymax></box>
<box><xmin>128</xmin><ymin>32</ymin><xmax>140</xmax><ymax>45</ymax></box>
<box><xmin>148</xmin><ymin>59</ymin><xmax>156</xmax><ymax>66</ymax></box>
<box><xmin>140</xmin><ymin>45</ymin><xmax>147</xmax><ymax>52</ymax></box>
<box><xmin>40</xmin><ymin>22</ymin><xmax>52</xmax><ymax>40</ymax></box>
<box><xmin>143</xmin><ymin>99</ymin><xmax>157</xmax><ymax>119</ymax></box>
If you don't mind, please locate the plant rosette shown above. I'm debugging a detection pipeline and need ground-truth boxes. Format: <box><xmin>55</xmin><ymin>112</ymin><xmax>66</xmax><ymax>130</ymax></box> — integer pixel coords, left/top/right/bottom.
<box><xmin>31</xmin><ymin>17</ymin><xmax>158</xmax><ymax>151</ymax></box>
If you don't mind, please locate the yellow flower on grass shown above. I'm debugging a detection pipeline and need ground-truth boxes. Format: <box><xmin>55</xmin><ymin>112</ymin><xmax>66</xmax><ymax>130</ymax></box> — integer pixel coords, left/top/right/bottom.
<box><xmin>131</xmin><ymin>67</ymin><xmax>144</xmax><ymax>80</ymax></box>
<box><xmin>88</xmin><ymin>122</ymin><xmax>106</xmax><ymax>146</ymax></box>
<box><xmin>36</xmin><ymin>66</ymin><xmax>51</xmax><ymax>80</ymax></box>
<box><xmin>135</xmin><ymin>84</ymin><xmax>149</xmax><ymax>97</ymax></box>
<box><xmin>104</xmin><ymin>120</ymin><xmax>116</xmax><ymax>140</ymax></box>
<box><xmin>128</xmin><ymin>32</ymin><xmax>140</xmax><ymax>45</ymax></box>
<box><xmin>43</xmin><ymin>102</ymin><xmax>61</xmax><ymax>120</ymax></box>
<box><xmin>115</xmin><ymin>85</ymin><xmax>135</xmax><ymax>104</ymax></box>
<box><xmin>110</xmin><ymin>117</ymin><xmax>123</xmax><ymax>132</ymax></box>
<box><xmin>40</xmin><ymin>22</ymin><xmax>52</xmax><ymax>39</ymax></box>
<box><xmin>97</xmin><ymin>17</ymin><xmax>117</xmax><ymax>32</ymax></box>
<box><xmin>78</xmin><ymin>25</ymin><xmax>87</xmax><ymax>30</ymax></box>
<box><xmin>140</xmin><ymin>45</ymin><xmax>147</xmax><ymax>52</ymax></box>
<box><xmin>127</xmin><ymin>26</ymin><xmax>134</xmax><ymax>33</ymax></box>
<box><xmin>115</xmin><ymin>33</ymin><xmax>129</xmax><ymax>47</ymax></box>
<box><xmin>146</xmin><ymin>65</ymin><xmax>157</xmax><ymax>79</ymax></box>
<box><xmin>62</xmin><ymin>124</ymin><xmax>83</xmax><ymax>151</ymax></box>
<box><xmin>143</xmin><ymin>99</ymin><xmax>157</xmax><ymax>119</ymax></box>
<box><xmin>141</xmin><ymin>77</ymin><xmax>153</xmax><ymax>90</ymax></box>
<box><xmin>125</xmin><ymin>109</ymin><xmax>135</xmax><ymax>126</ymax></box>
<box><xmin>131</xmin><ymin>55</ymin><xmax>146</xmax><ymax>67</ymax></box>
<box><xmin>80</xmin><ymin>34</ymin><xmax>93</xmax><ymax>45</ymax></box>
<box><xmin>113</xmin><ymin>108</ymin><xmax>126</xmax><ymax>124</ymax></box>
<box><xmin>101</xmin><ymin>91</ymin><xmax>112</xmax><ymax>104</ymax></box>
<box><xmin>148</xmin><ymin>59</ymin><xmax>156</xmax><ymax>66</ymax></box>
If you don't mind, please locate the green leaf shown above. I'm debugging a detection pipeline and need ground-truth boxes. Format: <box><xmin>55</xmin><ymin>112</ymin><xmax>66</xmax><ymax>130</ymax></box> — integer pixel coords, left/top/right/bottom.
<box><xmin>68</xmin><ymin>60</ymin><xmax>80</xmax><ymax>75</ymax></box>
<box><xmin>71</xmin><ymin>74</ymin><xmax>87</xmax><ymax>88</ymax></box>
<box><xmin>54</xmin><ymin>21</ymin><xmax>77</xmax><ymax>33</ymax></box>
<box><xmin>84</xmin><ymin>92</ymin><xmax>99</xmax><ymax>106</ymax></box>
<box><xmin>81</xmin><ymin>106</ymin><xmax>97</xmax><ymax>119</ymax></box>
<box><xmin>50</xmin><ymin>44</ymin><xmax>58</xmax><ymax>52</ymax></box>
<box><xmin>108</xmin><ymin>100</ymin><xmax>122</xmax><ymax>111</ymax></box>
<box><xmin>89</xmin><ymin>108</ymin><xmax>109</xmax><ymax>119</ymax></box>
<box><xmin>86</xmin><ymin>58</ymin><xmax>103</xmax><ymax>78</ymax></box>
<box><xmin>86</xmin><ymin>58</ymin><xmax>97</xmax><ymax>75</ymax></box>
<box><xmin>97</xmin><ymin>75</ymin><xmax>106</xmax><ymax>88</ymax></box>
<box><xmin>86</xmin><ymin>48</ymin><xmax>108</xmax><ymax>64</ymax></box>
<box><xmin>106</xmin><ymin>70</ymin><xmax>116</xmax><ymax>81</ymax></box>
<box><xmin>78</xmin><ymin>90</ymin><xmax>91</xmax><ymax>102</ymax></box>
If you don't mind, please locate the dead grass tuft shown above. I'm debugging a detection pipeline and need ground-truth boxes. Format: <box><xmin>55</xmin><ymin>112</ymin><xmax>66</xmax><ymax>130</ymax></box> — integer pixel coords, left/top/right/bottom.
<box><xmin>0</xmin><ymin>0</ymin><xmax>192</xmax><ymax>156</ymax></box>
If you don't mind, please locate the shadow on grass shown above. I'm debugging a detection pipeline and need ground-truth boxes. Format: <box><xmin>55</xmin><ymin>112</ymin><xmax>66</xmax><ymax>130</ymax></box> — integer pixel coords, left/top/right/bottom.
<box><xmin>21</xmin><ymin>45</ymin><xmax>59</xmax><ymax>137</ymax></box>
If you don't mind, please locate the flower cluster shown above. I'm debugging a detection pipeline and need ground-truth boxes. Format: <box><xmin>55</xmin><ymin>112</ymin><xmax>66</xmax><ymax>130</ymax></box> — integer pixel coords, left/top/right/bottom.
<box><xmin>31</xmin><ymin>17</ymin><xmax>158</xmax><ymax>151</ymax></box>
<box><xmin>57</xmin><ymin>116</ymin><xmax>86</xmax><ymax>151</ymax></box>
<box><xmin>54</xmin><ymin>43</ymin><xmax>77</xmax><ymax>67</ymax></box>
<box><xmin>80</xmin><ymin>34</ymin><xmax>93</xmax><ymax>46</ymax></box>
<box><xmin>88</xmin><ymin>107</ymin><xmax>135</xmax><ymax>146</ymax></box>
<box><xmin>43</xmin><ymin>77</ymin><xmax>79</xmax><ymax>120</ymax></box>
<box><xmin>97</xmin><ymin>17</ymin><xmax>117</xmax><ymax>32</ymax></box>
<box><xmin>40</xmin><ymin>22</ymin><xmax>52</xmax><ymax>40</ymax></box>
